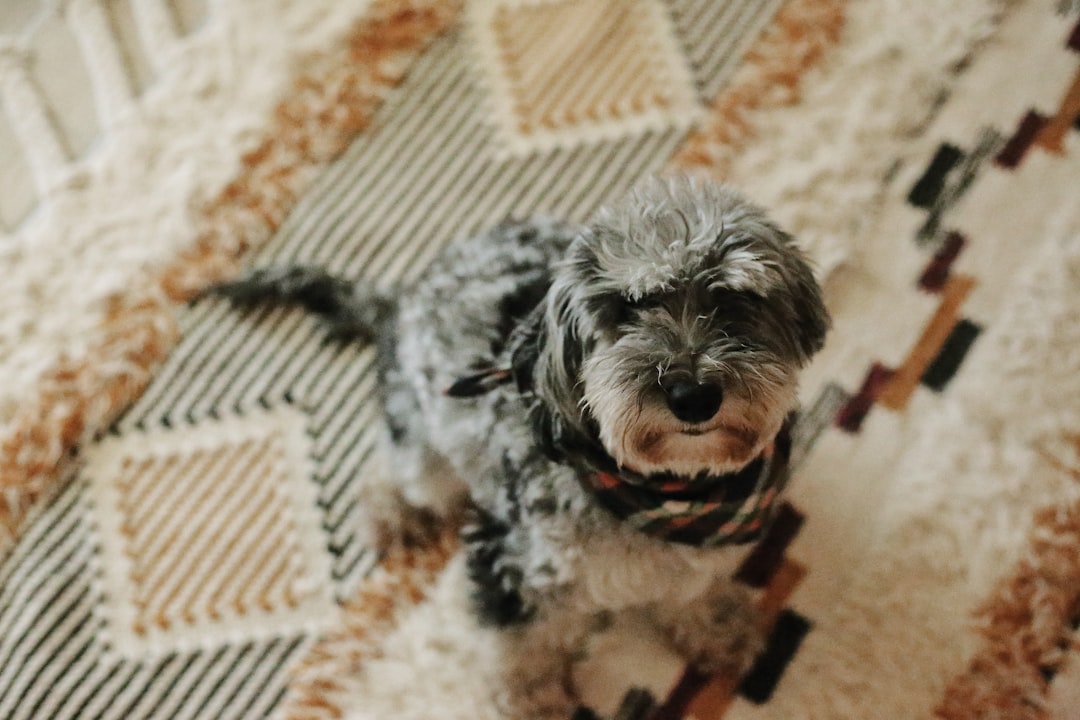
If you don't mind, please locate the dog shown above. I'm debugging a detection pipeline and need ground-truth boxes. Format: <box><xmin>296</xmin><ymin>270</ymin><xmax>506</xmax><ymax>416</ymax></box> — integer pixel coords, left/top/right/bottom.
<box><xmin>210</xmin><ymin>174</ymin><xmax>829</xmax><ymax>717</ymax></box>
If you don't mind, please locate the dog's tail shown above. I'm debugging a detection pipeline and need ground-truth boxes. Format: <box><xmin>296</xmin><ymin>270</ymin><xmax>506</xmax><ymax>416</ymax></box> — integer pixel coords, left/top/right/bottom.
<box><xmin>202</xmin><ymin>266</ymin><xmax>396</xmax><ymax>343</ymax></box>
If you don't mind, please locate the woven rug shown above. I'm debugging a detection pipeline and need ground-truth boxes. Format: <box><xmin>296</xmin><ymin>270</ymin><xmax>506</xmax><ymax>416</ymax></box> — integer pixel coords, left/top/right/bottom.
<box><xmin>3</xmin><ymin>0</ymin><xmax>1080</xmax><ymax>718</ymax></box>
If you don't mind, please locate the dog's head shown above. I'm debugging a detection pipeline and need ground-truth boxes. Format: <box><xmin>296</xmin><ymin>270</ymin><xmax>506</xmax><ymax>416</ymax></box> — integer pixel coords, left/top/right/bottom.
<box><xmin>516</xmin><ymin>175</ymin><xmax>829</xmax><ymax>477</ymax></box>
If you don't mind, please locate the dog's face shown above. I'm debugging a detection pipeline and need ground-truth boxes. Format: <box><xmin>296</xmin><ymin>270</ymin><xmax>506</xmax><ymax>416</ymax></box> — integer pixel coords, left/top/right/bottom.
<box><xmin>531</xmin><ymin>176</ymin><xmax>828</xmax><ymax>477</ymax></box>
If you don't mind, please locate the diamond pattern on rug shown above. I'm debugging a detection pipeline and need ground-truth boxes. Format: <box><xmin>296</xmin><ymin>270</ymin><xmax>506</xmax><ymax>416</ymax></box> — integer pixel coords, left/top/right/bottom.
<box><xmin>468</xmin><ymin>0</ymin><xmax>701</xmax><ymax>155</ymax></box>
<box><xmin>85</xmin><ymin>404</ymin><xmax>337</xmax><ymax>658</ymax></box>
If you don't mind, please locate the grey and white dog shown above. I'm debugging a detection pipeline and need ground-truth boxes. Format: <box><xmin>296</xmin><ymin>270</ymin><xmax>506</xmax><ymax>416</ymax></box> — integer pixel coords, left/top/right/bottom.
<box><xmin>212</xmin><ymin>174</ymin><xmax>828</xmax><ymax>717</ymax></box>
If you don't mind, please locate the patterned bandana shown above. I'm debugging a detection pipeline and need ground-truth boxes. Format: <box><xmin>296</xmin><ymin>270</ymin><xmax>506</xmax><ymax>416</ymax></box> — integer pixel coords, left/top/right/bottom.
<box><xmin>582</xmin><ymin>418</ymin><xmax>793</xmax><ymax>548</ymax></box>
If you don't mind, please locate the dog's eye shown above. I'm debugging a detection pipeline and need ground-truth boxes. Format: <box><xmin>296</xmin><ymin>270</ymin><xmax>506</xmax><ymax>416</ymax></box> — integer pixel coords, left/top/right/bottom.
<box><xmin>708</xmin><ymin>287</ymin><xmax>764</xmax><ymax>311</ymax></box>
<box><xmin>624</xmin><ymin>296</ymin><xmax>651</xmax><ymax>311</ymax></box>
<box><xmin>613</xmin><ymin>293</ymin><xmax>660</xmax><ymax>325</ymax></box>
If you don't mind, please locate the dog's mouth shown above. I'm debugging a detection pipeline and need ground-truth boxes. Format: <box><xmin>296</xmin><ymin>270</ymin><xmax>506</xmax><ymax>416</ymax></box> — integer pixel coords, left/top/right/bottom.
<box><xmin>677</xmin><ymin>423</ymin><xmax>758</xmax><ymax>446</ymax></box>
<box><xmin>625</xmin><ymin>423</ymin><xmax>763</xmax><ymax>477</ymax></box>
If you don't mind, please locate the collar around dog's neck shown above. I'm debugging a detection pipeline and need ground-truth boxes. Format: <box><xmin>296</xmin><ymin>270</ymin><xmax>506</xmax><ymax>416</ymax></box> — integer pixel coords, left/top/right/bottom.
<box><xmin>582</xmin><ymin>417</ymin><xmax>794</xmax><ymax>548</ymax></box>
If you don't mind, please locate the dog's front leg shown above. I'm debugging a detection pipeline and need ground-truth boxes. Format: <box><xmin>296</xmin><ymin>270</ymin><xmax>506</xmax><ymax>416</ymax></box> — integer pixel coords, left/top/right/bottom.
<box><xmin>488</xmin><ymin>619</ymin><xmax>577</xmax><ymax>720</ymax></box>
<box><xmin>650</xmin><ymin>579</ymin><xmax>765</xmax><ymax>678</ymax></box>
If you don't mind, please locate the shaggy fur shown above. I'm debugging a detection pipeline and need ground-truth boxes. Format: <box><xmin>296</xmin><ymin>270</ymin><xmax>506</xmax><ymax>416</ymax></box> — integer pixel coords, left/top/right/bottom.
<box><xmin>210</xmin><ymin>175</ymin><xmax>829</xmax><ymax>718</ymax></box>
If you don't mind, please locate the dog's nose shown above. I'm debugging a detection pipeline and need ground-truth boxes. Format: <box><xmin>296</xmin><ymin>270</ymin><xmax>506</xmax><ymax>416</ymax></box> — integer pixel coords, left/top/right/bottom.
<box><xmin>665</xmin><ymin>381</ymin><xmax>723</xmax><ymax>423</ymax></box>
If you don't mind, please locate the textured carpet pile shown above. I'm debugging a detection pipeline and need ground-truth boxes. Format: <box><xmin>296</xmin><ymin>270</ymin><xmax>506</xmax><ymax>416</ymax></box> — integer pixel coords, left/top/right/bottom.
<box><xmin>1</xmin><ymin>1</ymin><xmax>1079</xmax><ymax>718</ymax></box>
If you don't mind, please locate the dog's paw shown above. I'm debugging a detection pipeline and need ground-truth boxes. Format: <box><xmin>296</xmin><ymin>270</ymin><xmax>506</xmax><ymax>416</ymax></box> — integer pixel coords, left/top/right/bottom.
<box><xmin>494</xmin><ymin>682</ymin><xmax>576</xmax><ymax>720</ymax></box>
<box><xmin>658</xmin><ymin>585</ymin><xmax>766</xmax><ymax>678</ymax></box>
<box><xmin>491</xmin><ymin>658</ymin><xmax>577</xmax><ymax>720</ymax></box>
<box><xmin>690</xmin><ymin>591</ymin><xmax>766</xmax><ymax>677</ymax></box>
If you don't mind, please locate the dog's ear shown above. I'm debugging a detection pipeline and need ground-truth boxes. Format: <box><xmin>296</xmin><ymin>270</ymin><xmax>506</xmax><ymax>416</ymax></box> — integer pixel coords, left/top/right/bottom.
<box><xmin>533</xmin><ymin>277</ymin><xmax>587</xmax><ymax>414</ymax></box>
<box><xmin>508</xmin><ymin>271</ymin><xmax>588</xmax><ymax>412</ymax></box>
<box><xmin>507</xmin><ymin>285</ymin><xmax>592</xmax><ymax>464</ymax></box>
<box><xmin>508</xmin><ymin>302</ymin><xmax>546</xmax><ymax>393</ymax></box>
<box><xmin>776</xmin><ymin>235</ymin><xmax>830</xmax><ymax>362</ymax></box>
